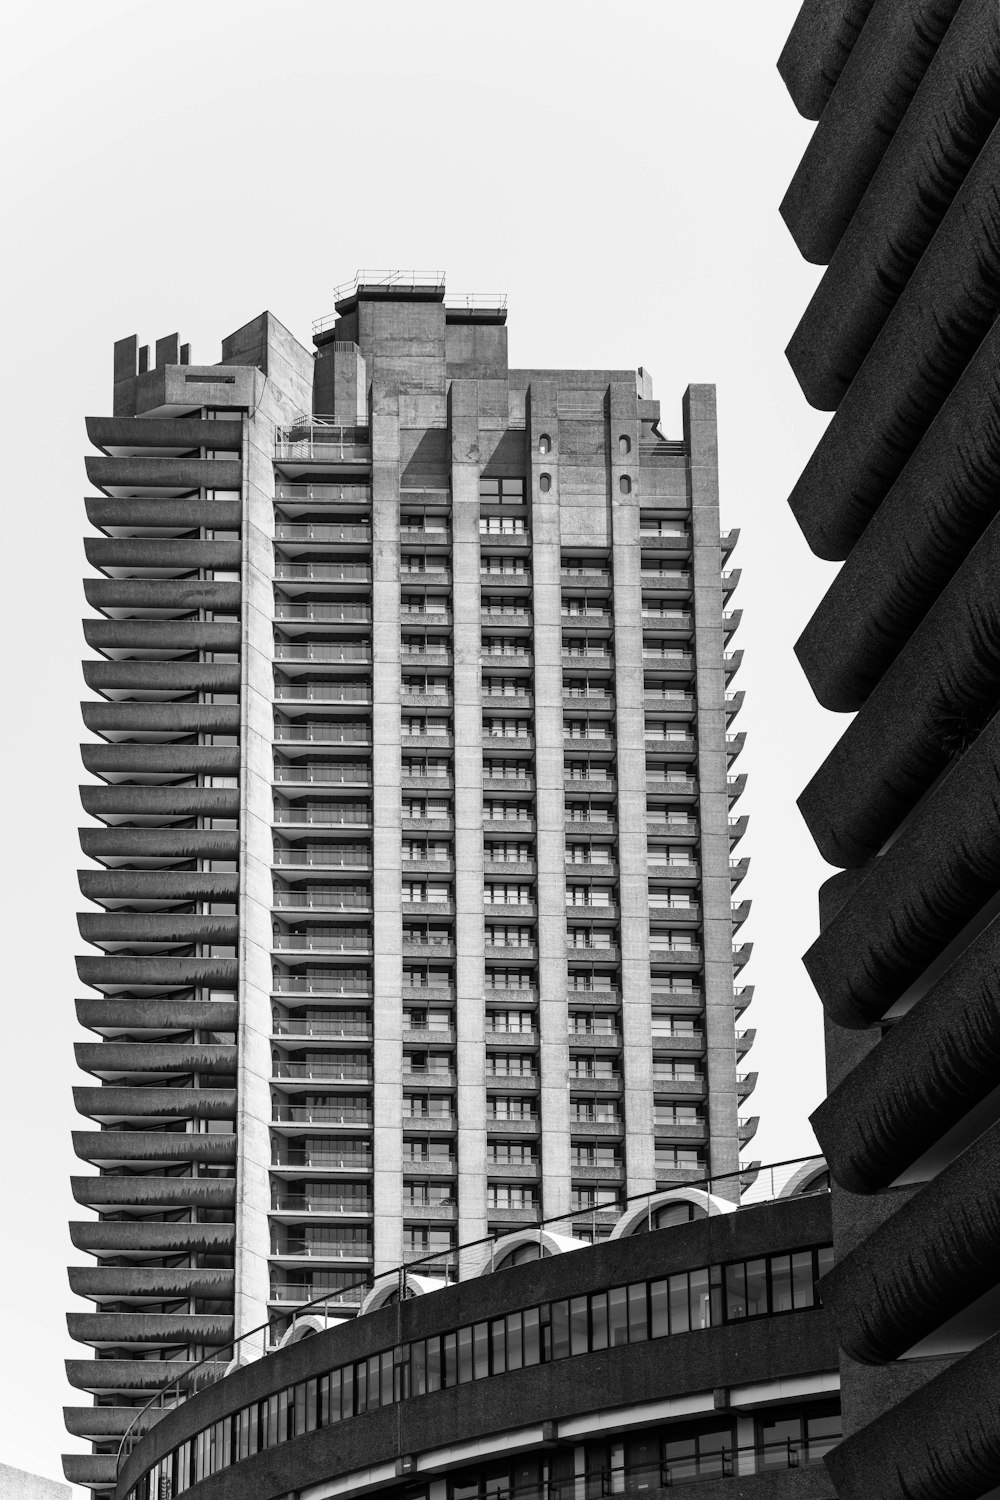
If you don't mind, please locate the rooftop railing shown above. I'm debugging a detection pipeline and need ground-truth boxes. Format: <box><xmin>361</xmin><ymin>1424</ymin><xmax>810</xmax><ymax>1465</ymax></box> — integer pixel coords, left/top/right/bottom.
<box><xmin>117</xmin><ymin>1153</ymin><xmax>827</xmax><ymax>1471</ymax></box>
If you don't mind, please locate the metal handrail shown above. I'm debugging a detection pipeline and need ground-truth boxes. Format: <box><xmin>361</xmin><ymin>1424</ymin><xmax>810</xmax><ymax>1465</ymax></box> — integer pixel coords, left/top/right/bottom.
<box><xmin>115</xmin><ymin>1154</ymin><xmax>826</xmax><ymax>1472</ymax></box>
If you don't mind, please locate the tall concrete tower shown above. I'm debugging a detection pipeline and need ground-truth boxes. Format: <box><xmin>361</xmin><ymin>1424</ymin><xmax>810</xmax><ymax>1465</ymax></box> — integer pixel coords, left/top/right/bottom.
<box><xmin>66</xmin><ymin>275</ymin><xmax>752</xmax><ymax>1490</ymax></box>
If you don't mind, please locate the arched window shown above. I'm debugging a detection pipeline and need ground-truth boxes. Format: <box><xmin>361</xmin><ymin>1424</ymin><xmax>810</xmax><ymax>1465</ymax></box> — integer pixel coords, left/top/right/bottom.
<box><xmin>619</xmin><ymin>435</ymin><xmax>631</xmax><ymax>456</ymax></box>
<box><xmin>539</xmin><ymin>434</ymin><xmax>551</xmax><ymax>454</ymax></box>
<box><xmin>539</xmin><ymin>473</ymin><xmax>552</xmax><ymax>494</ymax></box>
<box><xmin>619</xmin><ymin>475</ymin><xmax>632</xmax><ymax>496</ymax></box>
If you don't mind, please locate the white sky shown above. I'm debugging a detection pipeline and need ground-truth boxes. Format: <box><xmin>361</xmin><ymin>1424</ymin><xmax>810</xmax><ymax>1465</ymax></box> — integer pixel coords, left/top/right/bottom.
<box><xmin>0</xmin><ymin>0</ymin><xmax>838</xmax><ymax>1484</ymax></box>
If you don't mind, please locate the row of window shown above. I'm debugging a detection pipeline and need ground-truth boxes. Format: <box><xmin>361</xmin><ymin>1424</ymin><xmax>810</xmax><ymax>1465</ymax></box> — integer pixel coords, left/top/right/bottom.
<box><xmin>126</xmin><ymin>1245</ymin><xmax>831</xmax><ymax>1500</ymax></box>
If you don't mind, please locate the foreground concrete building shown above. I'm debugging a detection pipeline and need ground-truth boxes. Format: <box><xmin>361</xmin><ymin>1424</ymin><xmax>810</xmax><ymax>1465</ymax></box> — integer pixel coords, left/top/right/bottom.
<box><xmin>780</xmin><ymin>3</ymin><xmax>1000</xmax><ymax>1496</ymax></box>
<box><xmin>67</xmin><ymin>274</ymin><xmax>756</xmax><ymax>1487</ymax></box>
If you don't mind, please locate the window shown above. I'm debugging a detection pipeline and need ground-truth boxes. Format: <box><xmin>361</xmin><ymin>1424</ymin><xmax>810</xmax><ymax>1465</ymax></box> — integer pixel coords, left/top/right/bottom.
<box><xmin>757</xmin><ymin>1402</ymin><xmax>842</xmax><ymax>1466</ymax></box>
<box><xmin>488</xmin><ymin>1185</ymin><xmax>538</xmax><ymax>1209</ymax></box>
<box><xmin>618</xmin><ymin>435</ymin><xmax>631</xmax><ymax>456</ymax></box>
<box><xmin>539</xmin><ymin>473</ymin><xmax>551</xmax><ymax>493</ymax></box>
<box><xmin>480</xmin><ymin>477</ymin><xmax>525</xmax><ymax>503</ymax></box>
<box><xmin>538</xmin><ymin>435</ymin><xmax>551</xmax><ymax>454</ymax></box>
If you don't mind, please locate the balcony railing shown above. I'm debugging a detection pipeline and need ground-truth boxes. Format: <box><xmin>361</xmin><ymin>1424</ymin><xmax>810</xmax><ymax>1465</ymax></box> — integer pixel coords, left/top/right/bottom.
<box><xmin>273</xmin><ymin>849</ymin><xmax>371</xmax><ymax>867</ymax></box>
<box><xmin>273</xmin><ymin>422</ymin><xmax>371</xmax><ymax>463</ymax></box>
<box><xmin>269</xmin><ymin>1283</ymin><xmax>365</xmax><ymax>1303</ymax></box>
<box><xmin>273</xmin><ymin>1105</ymin><xmax>372</xmax><ymax>1124</ymax></box>
<box><xmin>272</xmin><ymin>976</ymin><xmax>373</xmax><ymax>995</ymax></box>
<box><xmin>275</xmin><ymin>482</ymin><xmax>371</xmax><ymax>504</ymax></box>
<box><xmin>272</xmin><ymin>934</ymin><xmax>371</xmax><ymax>953</ymax></box>
<box><xmin>271</xmin><ymin>1018</ymin><xmax>372</xmax><ymax>1038</ymax></box>
<box><xmin>274</xmin><ymin>603</ymin><xmax>371</xmax><ymax>622</ymax></box>
<box><xmin>274</xmin><ymin>724</ymin><xmax>370</xmax><ymax>743</ymax></box>
<box><xmin>275</xmin><ymin>524</ymin><xmax>371</xmax><ymax>543</ymax></box>
<box><xmin>274</xmin><ymin>810</ymin><xmax>370</xmax><ymax>827</ymax></box>
<box><xmin>274</xmin><ymin>685</ymin><xmax>371</xmax><ymax>703</ymax></box>
<box><xmin>274</xmin><ymin>643</ymin><xmax>371</xmax><ymax>664</ymax></box>
<box><xmin>272</xmin><ymin>1194</ymin><xmax>373</xmax><ymax>1213</ymax></box>
<box><xmin>274</xmin><ymin>766</ymin><xmax>371</xmax><ymax>787</ymax></box>
<box><xmin>272</xmin><ymin>1150</ymin><xmax>372</xmax><ymax>1168</ymax></box>
<box><xmin>271</xmin><ymin>1241</ymin><xmax>373</xmax><ymax>1259</ymax></box>
<box><xmin>275</xmin><ymin>563</ymin><xmax>372</xmax><ymax>583</ymax></box>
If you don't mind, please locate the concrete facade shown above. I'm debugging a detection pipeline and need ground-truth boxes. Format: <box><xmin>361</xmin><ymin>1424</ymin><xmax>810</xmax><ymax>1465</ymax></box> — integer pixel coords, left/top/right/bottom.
<box><xmin>68</xmin><ymin>275</ymin><xmax>751</xmax><ymax>1490</ymax></box>
<box><xmin>779</xmin><ymin>5</ymin><xmax>1000</xmax><ymax>1498</ymax></box>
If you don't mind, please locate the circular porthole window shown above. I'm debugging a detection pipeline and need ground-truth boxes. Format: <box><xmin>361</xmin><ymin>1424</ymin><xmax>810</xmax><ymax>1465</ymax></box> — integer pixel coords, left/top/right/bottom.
<box><xmin>539</xmin><ymin>473</ymin><xmax>552</xmax><ymax>493</ymax></box>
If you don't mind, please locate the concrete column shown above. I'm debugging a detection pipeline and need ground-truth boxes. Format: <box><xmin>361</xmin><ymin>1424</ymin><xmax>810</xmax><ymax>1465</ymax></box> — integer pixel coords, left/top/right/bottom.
<box><xmin>371</xmin><ymin>384</ymin><xmax>405</xmax><ymax>1274</ymax></box>
<box><xmin>449</xmin><ymin>381</ymin><xmax>488</xmax><ymax>1261</ymax></box>
<box><xmin>235</xmin><ymin>384</ymin><xmax>280</xmax><ymax>1343</ymax></box>
<box><xmin>685</xmin><ymin>384</ymin><xmax>740</xmax><ymax>1202</ymax></box>
<box><xmin>528</xmin><ymin>382</ymin><xmax>572</xmax><ymax>1221</ymax></box>
<box><xmin>610</xmin><ymin>383</ymin><xmax>657</xmax><ymax>1198</ymax></box>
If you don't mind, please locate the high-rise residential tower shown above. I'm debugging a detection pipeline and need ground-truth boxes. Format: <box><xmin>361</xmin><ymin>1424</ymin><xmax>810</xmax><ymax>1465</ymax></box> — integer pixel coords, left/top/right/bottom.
<box><xmin>780</xmin><ymin>4</ymin><xmax>1000</xmax><ymax>1497</ymax></box>
<box><xmin>67</xmin><ymin>275</ymin><xmax>753</xmax><ymax>1483</ymax></box>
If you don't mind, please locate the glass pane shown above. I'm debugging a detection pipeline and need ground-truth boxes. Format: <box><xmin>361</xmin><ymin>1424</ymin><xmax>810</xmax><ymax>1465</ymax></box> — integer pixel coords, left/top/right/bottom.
<box><xmin>507</xmin><ymin>1311</ymin><xmax>524</xmax><ymax>1370</ymax></box>
<box><xmin>649</xmin><ymin>1279</ymin><xmax>669</xmax><ymax>1339</ymax></box>
<box><xmin>570</xmin><ymin>1295</ymin><xmax>590</xmax><ymax>1355</ymax></box>
<box><xmin>689</xmin><ymin>1268</ymin><xmax>712</xmax><ymax>1330</ymax></box>
<box><xmin>491</xmin><ymin>1319</ymin><xmax>507</xmax><ymax>1374</ymax></box>
<box><xmin>590</xmin><ymin>1291</ymin><xmax>609</xmax><ymax>1351</ymax></box>
<box><xmin>792</xmin><ymin>1250</ymin><xmax>815</xmax><ymax>1309</ymax></box>
<box><xmin>608</xmin><ymin>1286</ymin><xmax>629</xmax><ymax>1347</ymax></box>
<box><xmin>443</xmin><ymin>1331</ymin><xmax>458</xmax><ymax>1387</ymax></box>
<box><xmin>457</xmin><ymin>1325</ymin><xmax>474</xmax><ymax>1384</ymax></box>
<box><xmin>411</xmin><ymin>1341</ymin><xmax>427</xmax><ymax>1397</ymax></box>
<box><xmin>523</xmin><ymin>1307</ymin><xmax>541</xmax><ymax>1366</ymax></box>
<box><xmin>628</xmin><ymin>1283</ymin><xmax>648</xmax><ymax>1343</ymax></box>
<box><xmin>473</xmin><ymin>1322</ymin><xmax>490</xmax><ymax>1379</ymax></box>
<box><xmin>551</xmin><ymin>1300</ymin><xmax>570</xmax><ymax>1361</ymax></box>
<box><xmin>745</xmin><ymin>1259</ymin><xmax>768</xmax><ymax>1318</ymax></box>
<box><xmin>770</xmin><ymin>1254</ymin><xmax>793</xmax><ymax>1313</ymax></box>
<box><xmin>668</xmin><ymin>1273</ymin><xmax>690</xmax><ymax>1334</ymax></box>
<box><xmin>725</xmin><ymin>1262</ymin><xmax>747</xmax><ymax>1320</ymax></box>
<box><xmin>426</xmin><ymin>1336</ymin><xmax>442</xmax><ymax>1393</ymax></box>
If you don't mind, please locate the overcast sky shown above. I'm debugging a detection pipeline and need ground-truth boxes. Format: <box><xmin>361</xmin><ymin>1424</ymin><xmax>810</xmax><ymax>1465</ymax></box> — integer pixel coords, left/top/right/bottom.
<box><xmin>0</xmin><ymin>0</ymin><xmax>835</xmax><ymax>1482</ymax></box>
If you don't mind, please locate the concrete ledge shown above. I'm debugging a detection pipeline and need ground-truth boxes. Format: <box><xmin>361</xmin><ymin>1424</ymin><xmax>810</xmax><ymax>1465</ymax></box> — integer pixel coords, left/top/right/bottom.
<box><xmin>778</xmin><ymin>0</ymin><xmax>876</xmax><ymax>120</ymax></box>
<box><xmin>780</xmin><ymin>0</ymin><xmax>959</xmax><ymax>263</ymax></box>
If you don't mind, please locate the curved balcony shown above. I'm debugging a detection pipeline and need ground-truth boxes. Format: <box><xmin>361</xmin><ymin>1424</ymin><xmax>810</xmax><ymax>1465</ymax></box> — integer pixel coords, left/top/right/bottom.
<box><xmin>85</xmin><ymin>538</ymin><xmax>241</xmax><ymax>577</ymax></box>
<box><xmin>795</xmin><ymin>325</ymin><xmax>1000</xmax><ymax>711</ymax></box>
<box><xmin>86</xmin><ymin>496</ymin><xmax>242</xmax><ymax>533</ymax></box>
<box><xmin>78</xmin><ymin>869</ymin><xmax>238</xmax><ymax>907</ymax></box>
<box><xmin>65</xmin><ymin>1356</ymin><xmax>227</xmax><ymax>1395</ymax></box>
<box><xmin>780</xmin><ymin>0</ymin><xmax>954</xmax><ymax>263</ymax></box>
<box><xmin>804</xmin><ymin>719</ymin><xmax>1000</xmax><ymax>1027</ymax></box>
<box><xmin>820</xmin><ymin>1120</ymin><xmax>1000</xmax><ymax>1366</ymax></box>
<box><xmin>787</xmin><ymin>6</ymin><xmax>1000</xmax><ymax>410</ymax></box>
<box><xmin>84</xmin><ymin>619</ymin><xmax>240</xmax><ymax>657</ymax></box>
<box><xmin>69</xmin><ymin>1308</ymin><xmax>234</xmax><ymax>1349</ymax></box>
<box><xmin>81</xmin><ymin>745</ymin><xmax>240</xmax><ymax>787</ymax></box>
<box><xmin>76</xmin><ymin>956</ymin><xmax>238</xmax><ymax>994</ymax></box>
<box><xmin>777</xmin><ymin>0</ymin><xmax>872</xmax><ymax>119</ymax></box>
<box><xmin>84</xmin><ymin>660</ymin><xmax>240</xmax><ymax>698</ymax></box>
<box><xmin>79</xmin><ymin>826</ymin><xmax>239</xmax><ymax>866</ymax></box>
<box><xmin>73</xmin><ymin>1130</ymin><xmax>237</xmax><ymax>1168</ymax></box>
<box><xmin>74</xmin><ymin>1041</ymin><xmax>237</xmax><ymax>1077</ymax></box>
<box><xmin>73</xmin><ymin>1086</ymin><xmax>236</xmax><ymax>1123</ymax></box>
<box><xmin>70</xmin><ymin>1174</ymin><xmax>236</xmax><ymax>1210</ymax></box>
<box><xmin>80</xmin><ymin>786</ymin><xmax>239</xmax><ymax>824</ymax></box>
<box><xmin>824</xmin><ymin>1327</ymin><xmax>1000</xmax><ymax>1500</ymax></box>
<box><xmin>85</xmin><ymin>455</ymin><xmax>241</xmax><ymax>496</ymax></box>
<box><xmin>790</xmin><ymin>123</ymin><xmax>1000</xmax><ymax>560</ymax></box>
<box><xmin>82</xmin><ymin>702</ymin><xmax>240</xmax><ymax>742</ymax></box>
<box><xmin>84</xmin><ymin>578</ymin><xmax>240</xmax><ymax>618</ymax></box>
<box><xmin>78</xmin><ymin>913</ymin><xmax>238</xmax><ymax>950</ymax></box>
<box><xmin>86</xmin><ymin>414</ymin><xmax>242</xmax><ymax>455</ymax></box>
<box><xmin>69</xmin><ymin>1264</ymin><xmax>235</xmax><ymax>1301</ymax></box>
<box><xmin>811</xmin><ymin>914</ymin><xmax>1000</xmax><ymax>1193</ymax></box>
<box><xmin>69</xmin><ymin>1219</ymin><xmax>235</xmax><ymax>1255</ymax></box>
<box><xmin>799</xmin><ymin>517</ymin><xmax>1000</xmax><ymax>866</ymax></box>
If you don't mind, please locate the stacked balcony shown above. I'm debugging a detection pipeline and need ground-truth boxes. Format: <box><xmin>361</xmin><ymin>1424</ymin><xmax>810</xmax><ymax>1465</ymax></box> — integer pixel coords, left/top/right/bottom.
<box><xmin>269</xmin><ymin>436</ymin><xmax>376</xmax><ymax>1318</ymax></box>
<box><xmin>72</xmin><ymin>413</ymin><xmax>244</xmax><ymax>1474</ymax></box>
